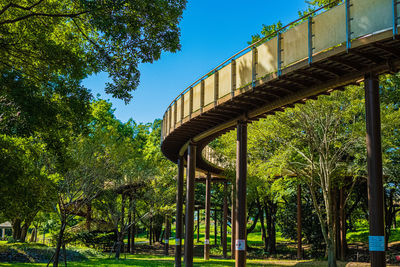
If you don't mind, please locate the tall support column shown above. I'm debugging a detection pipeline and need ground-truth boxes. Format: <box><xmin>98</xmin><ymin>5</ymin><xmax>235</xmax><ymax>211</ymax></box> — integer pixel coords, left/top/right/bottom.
<box><xmin>235</xmin><ymin>121</ymin><xmax>247</xmax><ymax>267</ymax></box>
<box><xmin>297</xmin><ymin>183</ymin><xmax>302</xmax><ymax>260</ymax></box>
<box><xmin>223</xmin><ymin>182</ymin><xmax>228</xmax><ymax>258</ymax></box>
<box><xmin>197</xmin><ymin>209</ymin><xmax>200</xmax><ymax>243</ymax></box>
<box><xmin>231</xmin><ymin>183</ymin><xmax>236</xmax><ymax>259</ymax></box>
<box><xmin>365</xmin><ymin>73</ymin><xmax>386</xmax><ymax>267</ymax></box>
<box><xmin>175</xmin><ymin>156</ymin><xmax>184</xmax><ymax>267</ymax></box>
<box><xmin>184</xmin><ymin>143</ymin><xmax>196</xmax><ymax>267</ymax></box>
<box><xmin>204</xmin><ymin>172</ymin><xmax>211</xmax><ymax>260</ymax></box>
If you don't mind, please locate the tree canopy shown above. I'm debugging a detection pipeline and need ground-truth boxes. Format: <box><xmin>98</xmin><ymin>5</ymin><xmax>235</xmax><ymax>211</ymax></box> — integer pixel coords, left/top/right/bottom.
<box><xmin>1</xmin><ymin>0</ymin><xmax>186</xmax><ymax>102</ymax></box>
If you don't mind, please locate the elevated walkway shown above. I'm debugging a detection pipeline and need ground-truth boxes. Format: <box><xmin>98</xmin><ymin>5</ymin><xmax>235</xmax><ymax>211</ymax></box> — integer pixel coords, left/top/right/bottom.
<box><xmin>162</xmin><ymin>1</ymin><xmax>399</xmax><ymax>266</ymax></box>
<box><xmin>161</xmin><ymin>0</ymin><xmax>400</xmax><ymax>175</ymax></box>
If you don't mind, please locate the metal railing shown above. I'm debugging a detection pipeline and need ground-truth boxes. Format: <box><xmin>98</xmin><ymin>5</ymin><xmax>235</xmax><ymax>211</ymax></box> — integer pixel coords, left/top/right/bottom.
<box><xmin>161</xmin><ymin>0</ymin><xmax>399</xmax><ymax>141</ymax></box>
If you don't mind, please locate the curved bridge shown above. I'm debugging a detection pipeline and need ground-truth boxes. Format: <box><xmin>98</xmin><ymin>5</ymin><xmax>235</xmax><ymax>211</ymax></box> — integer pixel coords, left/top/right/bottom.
<box><xmin>162</xmin><ymin>0</ymin><xmax>400</xmax><ymax>173</ymax></box>
<box><xmin>162</xmin><ymin>0</ymin><xmax>400</xmax><ymax>266</ymax></box>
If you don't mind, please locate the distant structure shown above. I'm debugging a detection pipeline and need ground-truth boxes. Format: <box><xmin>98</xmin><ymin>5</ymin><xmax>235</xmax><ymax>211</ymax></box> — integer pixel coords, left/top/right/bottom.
<box><xmin>0</xmin><ymin>222</ymin><xmax>12</xmax><ymax>240</ymax></box>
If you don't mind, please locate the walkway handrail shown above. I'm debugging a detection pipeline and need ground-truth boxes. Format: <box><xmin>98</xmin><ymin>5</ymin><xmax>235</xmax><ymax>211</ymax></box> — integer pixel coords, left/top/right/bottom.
<box><xmin>165</xmin><ymin>0</ymin><xmax>342</xmax><ymax>111</ymax></box>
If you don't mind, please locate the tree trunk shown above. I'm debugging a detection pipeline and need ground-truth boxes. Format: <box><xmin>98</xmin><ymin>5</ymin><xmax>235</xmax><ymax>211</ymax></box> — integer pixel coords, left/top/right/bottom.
<box><xmin>115</xmin><ymin>193</ymin><xmax>126</xmax><ymax>259</ymax></box>
<box><xmin>327</xmin><ymin>189</ymin><xmax>337</xmax><ymax>267</ymax></box>
<box><xmin>20</xmin><ymin>221</ymin><xmax>30</xmax><ymax>242</ymax></box>
<box><xmin>327</xmin><ymin>238</ymin><xmax>337</xmax><ymax>267</ymax></box>
<box><xmin>12</xmin><ymin>218</ymin><xmax>21</xmax><ymax>240</ymax></box>
<box><xmin>339</xmin><ymin>187</ymin><xmax>347</xmax><ymax>260</ymax></box>
<box><xmin>265</xmin><ymin>201</ymin><xmax>277</xmax><ymax>254</ymax></box>
<box><xmin>127</xmin><ymin>209</ymin><xmax>131</xmax><ymax>253</ymax></box>
<box><xmin>30</xmin><ymin>227</ymin><xmax>37</xmax><ymax>243</ymax></box>
<box><xmin>131</xmin><ymin>203</ymin><xmax>135</xmax><ymax>253</ymax></box>
<box><xmin>86</xmin><ymin>202</ymin><xmax>92</xmax><ymax>232</ymax></box>
<box><xmin>385</xmin><ymin>189</ymin><xmax>395</xmax><ymax>250</ymax></box>
<box><xmin>297</xmin><ymin>184</ymin><xmax>302</xmax><ymax>260</ymax></box>
<box><xmin>127</xmin><ymin>195</ymin><xmax>132</xmax><ymax>253</ymax></box>
<box><xmin>246</xmin><ymin>211</ymin><xmax>259</xmax><ymax>234</ymax></box>
<box><xmin>214</xmin><ymin>210</ymin><xmax>218</xmax><ymax>245</ymax></box>
<box><xmin>164</xmin><ymin>215</ymin><xmax>170</xmax><ymax>256</ymax></box>
<box><xmin>53</xmin><ymin>217</ymin><xmax>67</xmax><ymax>267</ymax></box>
<box><xmin>149</xmin><ymin>217</ymin><xmax>152</xmax><ymax>245</ymax></box>
<box><xmin>62</xmin><ymin>244</ymin><xmax>67</xmax><ymax>267</ymax></box>
<box><xmin>258</xmin><ymin>199</ymin><xmax>267</xmax><ymax>251</ymax></box>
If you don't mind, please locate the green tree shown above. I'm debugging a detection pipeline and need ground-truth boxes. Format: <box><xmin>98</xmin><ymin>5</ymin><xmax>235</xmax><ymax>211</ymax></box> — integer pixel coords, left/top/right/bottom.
<box><xmin>0</xmin><ymin>134</ymin><xmax>57</xmax><ymax>241</ymax></box>
<box><xmin>0</xmin><ymin>0</ymin><xmax>186</xmax><ymax>102</ymax></box>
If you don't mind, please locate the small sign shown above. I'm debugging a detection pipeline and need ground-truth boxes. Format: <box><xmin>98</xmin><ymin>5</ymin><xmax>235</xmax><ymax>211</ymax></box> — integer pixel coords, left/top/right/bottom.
<box><xmin>235</xmin><ymin>239</ymin><xmax>245</xmax><ymax>251</ymax></box>
<box><xmin>175</xmin><ymin>238</ymin><xmax>181</xmax><ymax>245</ymax></box>
<box><xmin>204</xmin><ymin>239</ymin><xmax>210</xmax><ymax>245</ymax></box>
<box><xmin>369</xmin><ymin>236</ymin><xmax>385</xmax><ymax>251</ymax></box>
<box><xmin>165</xmin><ymin>239</ymin><xmax>169</xmax><ymax>244</ymax></box>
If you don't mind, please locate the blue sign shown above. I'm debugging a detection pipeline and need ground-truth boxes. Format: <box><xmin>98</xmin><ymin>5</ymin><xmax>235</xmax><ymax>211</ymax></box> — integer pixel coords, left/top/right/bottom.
<box><xmin>369</xmin><ymin>236</ymin><xmax>385</xmax><ymax>251</ymax></box>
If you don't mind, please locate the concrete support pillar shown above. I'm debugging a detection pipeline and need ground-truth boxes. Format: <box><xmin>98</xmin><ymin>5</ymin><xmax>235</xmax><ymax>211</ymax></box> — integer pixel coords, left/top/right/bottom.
<box><xmin>223</xmin><ymin>182</ymin><xmax>228</xmax><ymax>258</ymax></box>
<box><xmin>175</xmin><ymin>156</ymin><xmax>184</xmax><ymax>267</ymax></box>
<box><xmin>1</xmin><ymin>228</ymin><xmax>4</xmax><ymax>240</ymax></box>
<box><xmin>204</xmin><ymin>172</ymin><xmax>211</xmax><ymax>260</ymax></box>
<box><xmin>235</xmin><ymin>121</ymin><xmax>247</xmax><ymax>267</ymax></box>
<box><xmin>297</xmin><ymin>183</ymin><xmax>302</xmax><ymax>260</ymax></box>
<box><xmin>184</xmin><ymin>143</ymin><xmax>196</xmax><ymax>267</ymax></box>
<box><xmin>365</xmin><ymin>73</ymin><xmax>385</xmax><ymax>267</ymax></box>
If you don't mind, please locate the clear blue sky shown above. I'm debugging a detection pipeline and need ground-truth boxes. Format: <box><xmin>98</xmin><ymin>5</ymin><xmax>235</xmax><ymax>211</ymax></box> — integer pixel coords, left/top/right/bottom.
<box><xmin>83</xmin><ymin>0</ymin><xmax>310</xmax><ymax>124</ymax></box>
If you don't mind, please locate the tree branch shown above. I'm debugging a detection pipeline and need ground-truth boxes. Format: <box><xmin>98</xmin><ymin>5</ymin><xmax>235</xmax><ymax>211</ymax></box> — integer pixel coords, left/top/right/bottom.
<box><xmin>0</xmin><ymin>10</ymin><xmax>89</xmax><ymax>25</ymax></box>
<box><xmin>0</xmin><ymin>0</ymin><xmax>45</xmax><ymax>17</ymax></box>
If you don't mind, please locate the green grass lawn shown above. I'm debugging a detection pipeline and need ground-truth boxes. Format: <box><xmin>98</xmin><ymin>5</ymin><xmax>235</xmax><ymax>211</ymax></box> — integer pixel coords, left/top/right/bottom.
<box><xmin>0</xmin><ymin>254</ymin><xmax>379</xmax><ymax>267</ymax></box>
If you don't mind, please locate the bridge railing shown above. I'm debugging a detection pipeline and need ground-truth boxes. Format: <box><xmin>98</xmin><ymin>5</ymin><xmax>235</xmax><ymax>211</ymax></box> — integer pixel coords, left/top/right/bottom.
<box><xmin>161</xmin><ymin>0</ymin><xmax>399</xmax><ymax>142</ymax></box>
<box><xmin>202</xmin><ymin>145</ymin><xmax>230</xmax><ymax>169</ymax></box>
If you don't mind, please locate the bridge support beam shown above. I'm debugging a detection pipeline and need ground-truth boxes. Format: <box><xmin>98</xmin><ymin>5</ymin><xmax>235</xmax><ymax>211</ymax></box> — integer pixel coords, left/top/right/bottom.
<box><xmin>231</xmin><ymin>183</ymin><xmax>236</xmax><ymax>259</ymax></box>
<box><xmin>184</xmin><ymin>144</ymin><xmax>196</xmax><ymax>267</ymax></box>
<box><xmin>204</xmin><ymin>172</ymin><xmax>211</xmax><ymax>260</ymax></box>
<box><xmin>235</xmin><ymin>121</ymin><xmax>247</xmax><ymax>267</ymax></box>
<box><xmin>175</xmin><ymin>156</ymin><xmax>184</xmax><ymax>267</ymax></box>
<box><xmin>197</xmin><ymin>209</ymin><xmax>200</xmax><ymax>243</ymax></box>
<box><xmin>365</xmin><ymin>73</ymin><xmax>386</xmax><ymax>267</ymax></box>
<box><xmin>223</xmin><ymin>181</ymin><xmax>228</xmax><ymax>259</ymax></box>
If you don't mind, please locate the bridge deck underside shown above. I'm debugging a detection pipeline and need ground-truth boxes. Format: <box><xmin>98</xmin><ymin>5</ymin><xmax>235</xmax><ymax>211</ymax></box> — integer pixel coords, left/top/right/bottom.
<box><xmin>161</xmin><ymin>30</ymin><xmax>400</xmax><ymax>175</ymax></box>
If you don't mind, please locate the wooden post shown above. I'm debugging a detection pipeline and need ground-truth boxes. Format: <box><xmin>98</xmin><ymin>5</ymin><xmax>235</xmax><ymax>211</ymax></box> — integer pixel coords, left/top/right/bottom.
<box><xmin>204</xmin><ymin>172</ymin><xmax>211</xmax><ymax>260</ymax></box>
<box><xmin>235</xmin><ymin>121</ymin><xmax>247</xmax><ymax>266</ymax></box>
<box><xmin>197</xmin><ymin>209</ymin><xmax>200</xmax><ymax>243</ymax></box>
<box><xmin>175</xmin><ymin>156</ymin><xmax>184</xmax><ymax>266</ymax></box>
<box><xmin>223</xmin><ymin>182</ymin><xmax>228</xmax><ymax>258</ymax></box>
<box><xmin>297</xmin><ymin>183</ymin><xmax>302</xmax><ymax>260</ymax></box>
<box><xmin>365</xmin><ymin>73</ymin><xmax>385</xmax><ymax>267</ymax></box>
<box><xmin>184</xmin><ymin>143</ymin><xmax>196</xmax><ymax>267</ymax></box>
